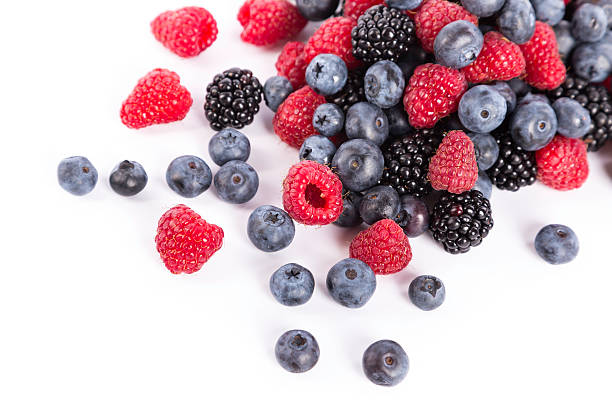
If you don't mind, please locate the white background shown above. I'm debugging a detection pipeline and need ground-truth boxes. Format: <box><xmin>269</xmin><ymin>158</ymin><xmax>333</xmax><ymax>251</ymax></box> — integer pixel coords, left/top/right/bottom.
<box><xmin>1</xmin><ymin>1</ymin><xmax>611</xmax><ymax>407</ymax></box>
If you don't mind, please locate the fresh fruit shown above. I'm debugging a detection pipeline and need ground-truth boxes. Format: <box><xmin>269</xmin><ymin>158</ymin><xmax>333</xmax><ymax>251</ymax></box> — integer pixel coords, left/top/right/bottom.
<box><xmin>299</xmin><ymin>135</ymin><xmax>337</xmax><ymax>165</ymax></box>
<box><xmin>282</xmin><ymin>160</ymin><xmax>344</xmax><ymax>225</ymax></box>
<box><xmin>461</xmin><ymin>31</ymin><xmax>526</xmax><ymax>83</ymax></box>
<box><xmin>469</xmin><ymin>132</ymin><xmax>500</xmax><ymax>171</ymax></box>
<box><xmin>571</xmin><ymin>42</ymin><xmax>612</xmax><ymax>83</ymax></box>
<box><xmin>332</xmin><ymin>139</ymin><xmax>385</xmax><ymax>191</ymax></box>
<box><xmin>275</xmin><ymin>41</ymin><xmax>308</xmax><ymax>90</ymax></box>
<box><xmin>428</xmin><ymin>130</ymin><xmax>479</xmax><ymax>194</ymax></box>
<box><xmin>166</xmin><ymin>155</ymin><xmax>212</xmax><ymax>198</ymax></box>
<box><xmin>510</xmin><ymin>97</ymin><xmax>558</xmax><ymax>150</ymax></box>
<box><xmin>413</xmin><ymin>0</ymin><xmax>478</xmax><ymax>53</ymax></box>
<box><xmin>359</xmin><ymin>185</ymin><xmax>401</xmax><ymax>225</ymax></box>
<box><xmin>489</xmin><ymin>81</ymin><xmax>518</xmax><ymax>112</ymax></box>
<box><xmin>208</xmin><ymin>128</ymin><xmax>251</xmax><ymax>166</ymax></box>
<box><xmin>458</xmin><ymin>85</ymin><xmax>507</xmax><ymax>133</ymax></box>
<box><xmin>473</xmin><ymin>171</ymin><xmax>493</xmax><ymax>198</ymax></box>
<box><xmin>385</xmin><ymin>104</ymin><xmax>412</xmax><ymax>137</ymax></box>
<box><xmin>109</xmin><ymin>160</ymin><xmax>148</xmax><ymax>197</ymax></box>
<box><xmin>344</xmin><ymin>0</ymin><xmax>385</xmax><ymax>19</ymax></box>
<box><xmin>269</xmin><ymin>263</ymin><xmax>314</xmax><ymax>306</ymax></box>
<box><xmin>535</xmin><ymin>135</ymin><xmax>589</xmax><ymax>190</ymax></box>
<box><xmin>408</xmin><ymin>275</ymin><xmax>446</xmax><ymax>311</ymax></box>
<box><xmin>364</xmin><ymin>61</ymin><xmax>406</xmax><ymax>109</ymax></box>
<box><xmin>120</xmin><ymin>68</ymin><xmax>192</xmax><ymax>129</ymax></box>
<box><xmin>304</xmin><ymin>17</ymin><xmax>360</xmax><ymax>70</ymax></box>
<box><xmin>571</xmin><ymin>4</ymin><xmax>607</xmax><ymax>43</ymax></box>
<box><xmin>296</xmin><ymin>0</ymin><xmax>339</xmax><ymax>21</ymax></box>
<box><xmin>362</xmin><ymin>340</ymin><xmax>409</xmax><ymax>387</ymax></box>
<box><xmin>305</xmin><ymin>54</ymin><xmax>348</xmax><ymax>96</ymax></box>
<box><xmin>434</xmin><ymin>20</ymin><xmax>484</xmax><ymax>70</ymax></box>
<box><xmin>155</xmin><ymin>204</ymin><xmax>223</xmax><ymax>274</ymax></box>
<box><xmin>552</xmin><ymin>98</ymin><xmax>592</xmax><ymax>139</ymax></box>
<box><xmin>151</xmin><ymin>6</ymin><xmax>218</xmax><ymax>57</ymax></box>
<box><xmin>263</xmin><ymin>76</ymin><xmax>293</xmax><ymax>112</ymax></box>
<box><xmin>313</xmin><ymin>103</ymin><xmax>345</xmax><ymax>137</ymax></box>
<box><xmin>394</xmin><ymin>195</ymin><xmax>429</xmax><ymax>237</ymax></box>
<box><xmin>345</xmin><ymin>102</ymin><xmax>390</xmax><ymax>145</ymax></box>
<box><xmin>554</xmin><ymin>20</ymin><xmax>577</xmax><ymax>61</ymax></box>
<box><xmin>349</xmin><ymin>219</ymin><xmax>412</xmax><ymax>275</ymax></box>
<box><xmin>247</xmin><ymin>205</ymin><xmax>295</xmax><ymax>252</ymax></box>
<box><xmin>274</xmin><ymin>86</ymin><xmax>327</xmax><ymax>149</ymax></box>
<box><xmin>214</xmin><ymin>160</ymin><xmax>259</xmax><ymax>204</ymax></box>
<box><xmin>460</xmin><ymin>0</ymin><xmax>505</xmax><ymax>16</ymax></box>
<box><xmin>518</xmin><ymin>21</ymin><xmax>566</xmax><ymax>90</ymax></box>
<box><xmin>497</xmin><ymin>0</ymin><xmax>536</xmax><ymax>44</ymax></box>
<box><xmin>275</xmin><ymin>329</ymin><xmax>320</xmax><ymax>373</ymax></box>
<box><xmin>238</xmin><ymin>0</ymin><xmax>307</xmax><ymax>46</ymax></box>
<box><xmin>534</xmin><ymin>224</ymin><xmax>579</xmax><ymax>264</ymax></box>
<box><xmin>334</xmin><ymin>190</ymin><xmax>364</xmax><ymax>227</ymax></box>
<box><xmin>326</xmin><ymin>69</ymin><xmax>367</xmax><ymax>113</ymax></box>
<box><xmin>486</xmin><ymin>129</ymin><xmax>538</xmax><ymax>191</ymax></box>
<box><xmin>326</xmin><ymin>258</ymin><xmax>377</xmax><ymax>308</ymax></box>
<box><xmin>57</xmin><ymin>156</ymin><xmax>98</xmax><ymax>196</ymax></box>
<box><xmin>531</xmin><ymin>0</ymin><xmax>565</xmax><ymax>26</ymax></box>
<box><xmin>387</xmin><ymin>0</ymin><xmax>423</xmax><ymax>9</ymax></box>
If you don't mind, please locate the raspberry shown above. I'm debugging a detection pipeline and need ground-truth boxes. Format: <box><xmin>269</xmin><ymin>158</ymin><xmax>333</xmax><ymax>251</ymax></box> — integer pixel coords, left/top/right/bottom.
<box><xmin>120</xmin><ymin>68</ymin><xmax>192</xmax><ymax>129</ymax></box>
<box><xmin>535</xmin><ymin>135</ymin><xmax>589</xmax><ymax>191</ymax></box>
<box><xmin>461</xmin><ymin>31</ymin><xmax>526</xmax><ymax>83</ymax></box>
<box><xmin>414</xmin><ymin>0</ymin><xmax>478</xmax><ymax>53</ymax></box>
<box><xmin>304</xmin><ymin>17</ymin><xmax>361</xmax><ymax>70</ymax></box>
<box><xmin>349</xmin><ymin>219</ymin><xmax>412</xmax><ymax>275</ymax></box>
<box><xmin>151</xmin><ymin>6</ymin><xmax>218</xmax><ymax>58</ymax></box>
<box><xmin>403</xmin><ymin>63</ymin><xmax>468</xmax><ymax>129</ymax></box>
<box><xmin>275</xmin><ymin>41</ymin><xmax>308</xmax><ymax>90</ymax></box>
<box><xmin>273</xmin><ymin>86</ymin><xmax>327</xmax><ymax>148</ymax></box>
<box><xmin>519</xmin><ymin>21</ymin><xmax>566</xmax><ymax>90</ymax></box>
<box><xmin>344</xmin><ymin>0</ymin><xmax>386</xmax><ymax>20</ymax></box>
<box><xmin>282</xmin><ymin>160</ymin><xmax>344</xmax><ymax>225</ymax></box>
<box><xmin>428</xmin><ymin>130</ymin><xmax>478</xmax><ymax>193</ymax></box>
<box><xmin>238</xmin><ymin>0</ymin><xmax>307</xmax><ymax>46</ymax></box>
<box><xmin>155</xmin><ymin>205</ymin><xmax>224</xmax><ymax>274</ymax></box>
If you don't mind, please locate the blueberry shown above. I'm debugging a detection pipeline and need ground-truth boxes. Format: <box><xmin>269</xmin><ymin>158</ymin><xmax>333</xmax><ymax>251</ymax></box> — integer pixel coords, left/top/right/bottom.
<box><xmin>166</xmin><ymin>155</ymin><xmax>212</xmax><ymax>198</ymax></box>
<box><xmin>384</xmin><ymin>104</ymin><xmax>412</xmax><ymax>137</ymax></box>
<box><xmin>572</xmin><ymin>4</ymin><xmax>607</xmax><ymax>43</ymax></box>
<box><xmin>214</xmin><ymin>160</ymin><xmax>259</xmax><ymax>204</ymax></box>
<box><xmin>269</xmin><ymin>263</ymin><xmax>314</xmax><ymax>306</ymax></box>
<box><xmin>571</xmin><ymin>42</ymin><xmax>612</xmax><ymax>82</ymax></box>
<box><xmin>510</xmin><ymin>100</ymin><xmax>557</xmax><ymax>150</ymax></box>
<box><xmin>345</xmin><ymin>102</ymin><xmax>390</xmax><ymax>146</ymax></box>
<box><xmin>489</xmin><ymin>81</ymin><xmax>517</xmax><ymax>113</ymax></box>
<box><xmin>497</xmin><ymin>0</ymin><xmax>536</xmax><ymax>44</ymax></box>
<box><xmin>434</xmin><ymin>20</ymin><xmax>484</xmax><ymax>69</ymax></box>
<box><xmin>594</xmin><ymin>30</ymin><xmax>612</xmax><ymax>64</ymax></box>
<box><xmin>458</xmin><ymin>85</ymin><xmax>507</xmax><ymax>133</ymax></box>
<box><xmin>394</xmin><ymin>195</ymin><xmax>429</xmax><ymax>237</ymax></box>
<box><xmin>334</xmin><ymin>190</ymin><xmax>363</xmax><ymax>227</ymax></box>
<box><xmin>469</xmin><ymin>132</ymin><xmax>500</xmax><ymax>170</ymax></box>
<box><xmin>263</xmin><ymin>76</ymin><xmax>293</xmax><ymax>112</ymax></box>
<box><xmin>552</xmin><ymin>97</ymin><xmax>592</xmax><ymax>139</ymax></box>
<box><xmin>461</xmin><ymin>0</ymin><xmax>506</xmax><ymax>16</ymax></box>
<box><xmin>326</xmin><ymin>258</ymin><xmax>376</xmax><ymax>308</ymax></box>
<box><xmin>534</xmin><ymin>224</ymin><xmax>579</xmax><ymax>265</ymax></box>
<box><xmin>296</xmin><ymin>0</ymin><xmax>339</xmax><ymax>21</ymax></box>
<box><xmin>508</xmin><ymin>77</ymin><xmax>533</xmax><ymax>97</ymax></box>
<box><xmin>531</xmin><ymin>0</ymin><xmax>565</xmax><ymax>25</ymax></box>
<box><xmin>299</xmin><ymin>135</ymin><xmax>337</xmax><ymax>165</ymax></box>
<box><xmin>109</xmin><ymin>160</ymin><xmax>147</xmax><ymax>196</ymax></box>
<box><xmin>396</xmin><ymin>45</ymin><xmax>429</xmax><ymax>79</ymax></box>
<box><xmin>313</xmin><ymin>103</ymin><xmax>345</xmax><ymax>137</ymax></box>
<box><xmin>275</xmin><ymin>330</ymin><xmax>320</xmax><ymax>373</ymax></box>
<box><xmin>332</xmin><ymin>139</ymin><xmax>385</xmax><ymax>192</ymax></box>
<box><xmin>519</xmin><ymin>92</ymin><xmax>550</xmax><ymax>106</ymax></box>
<box><xmin>359</xmin><ymin>185</ymin><xmax>401</xmax><ymax>225</ymax></box>
<box><xmin>362</xmin><ymin>340</ymin><xmax>409</xmax><ymax>386</ymax></box>
<box><xmin>386</xmin><ymin>0</ymin><xmax>423</xmax><ymax>10</ymax></box>
<box><xmin>472</xmin><ymin>171</ymin><xmax>493</xmax><ymax>199</ymax></box>
<box><xmin>408</xmin><ymin>275</ymin><xmax>446</xmax><ymax>311</ymax></box>
<box><xmin>305</xmin><ymin>54</ymin><xmax>348</xmax><ymax>96</ymax></box>
<box><xmin>554</xmin><ymin>20</ymin><xmax>577</xmax><ymax>61</ymax></box>
<box><xmin>364</xmin><ymin>61</ymin><xmax>406</xmax><ymax>109</ymax></box>
<box><xmin>208</xmin><ymin>128</ymin><xmax>251</xmax><ymax>166</ymax></box>
<box><xmin>247</xmin><ymin>205</ymin><xmax>295</xmax><ymax>252</ymax></box>
<box><xmin>57</xmin><ymin>156</ymin><xmax>98</xmax><ymax>196</ymax></box>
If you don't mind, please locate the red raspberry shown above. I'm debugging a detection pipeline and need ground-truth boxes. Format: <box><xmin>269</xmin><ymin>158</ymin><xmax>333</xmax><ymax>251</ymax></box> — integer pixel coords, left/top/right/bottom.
<box><xmin>349</xmin><ymin>219</ymin><xmax>412</xmax><ymax>275</ymax></box>
<box><xmin>275</xmin><ymin>41</ymin><xmax>307</xmax><ymax>90</ymax></box>
<box><xmin>120</xmin><ymin>68</ymin><xmax>193</xmax><ymax>129</ymax></box>
<box><xmin>282</xmin><ymin>161</ymin><xmax>344</xmax><ymax>226</ymax></box>
<box><xmin>151</xmin><ymin>7</ymin><xmax>218</xmax><ymax>58</ymax></box>
<box><xmin>535</xmin><ymin>135</ymin><xmax>589</xmax><ymax>191</ymax></box>
<box><xmin>403</xmin><ymin>63</ymin><xmax>468</xmax><ymax>129</ymax></box>
<box><xmin>273</xmin><ymin>86</ymin><xmax>327</xmax><ymax>148</ymax></box>
<box><xmin>155</xmin><ymin>205</ymin><xmax>224</xmax><ymax>274</ymax></box>
<box><xmin>344</xmin><ymin>0</ymin><xmax>386</xmax><ymax>19</ymax></box>
<box><xmin>238</xmin><ymin>0</ymin><xmax>306</xmax><ymax>46</ymax></box>
<box><xmin>414</xmin><ymin>0</ymin><xmax>478</xmax><ymax>53</ymax></box>
<box><xmin>461</xmin><ymin>31</ymin><xmax>526</xmax><ymax>83</ymax></box>
<box><xmin>519</xmin><ymin>21</ymin><xmax>566</xmax><ymax>90</ymax></box>
<box><xmin>304</xmin><ymin>17</ymin><xmax>361</xmax><ymax>70</ymax></box>
<box><xmin>428</xmin><ymin>130</ymin><xmax>478</xmax><ymax>193</ymax></box>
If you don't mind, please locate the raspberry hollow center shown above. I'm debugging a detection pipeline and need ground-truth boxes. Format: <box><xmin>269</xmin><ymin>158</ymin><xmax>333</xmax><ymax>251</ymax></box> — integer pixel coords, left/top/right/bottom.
<box><xmin>305</xmin><ymin>183</ymin><xmax>326</xmax><ymax>208</ymax></box>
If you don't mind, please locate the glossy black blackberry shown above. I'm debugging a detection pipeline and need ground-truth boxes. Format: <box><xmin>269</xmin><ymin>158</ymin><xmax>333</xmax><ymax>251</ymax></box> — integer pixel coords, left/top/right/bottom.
<box><xmin>326</xmin><ymin>69</ymin><xmax>366</xmax><ymax>113</ymax></box>
<box><xmin>378</xmin><ymin>129</ymin><xmax>442</xmax><ymax>197</ymax></box>
<box><xmin>204</xmin><ymin>68</ymin><xmax>263</xmax><ymax>131</ymax></box>
<box><xmin>429</xmin><ymin>190</ymin><xmax>493</xmax><ymax>255</ymax></box>
<box><xmin>486</xmin><ymin>130</ymin><xmax>537</xmax><ymax>192</ymax></box>
<box><xmin>351</xmin><ymin>5</ymin><xmax>417</xmax><ymax>63</ymax></box>
<box><xmin>547</xmin><ymin>74</ymin><xmax>612</xmax><ymax>152</ymax></box>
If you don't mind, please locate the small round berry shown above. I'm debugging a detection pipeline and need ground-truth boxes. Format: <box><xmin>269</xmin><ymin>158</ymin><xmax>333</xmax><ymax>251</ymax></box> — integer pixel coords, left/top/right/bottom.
<box><xmin>345</xmin><ymin>102</ymin><xmax>390</xmax><ymax>146</ymax></box>
<box><xmin>387</xmin><ymin>0</ymin><xmax>423</xmax><ymax>10</ymax></box>
<box><xmin>299</xmin><ymin>135</ymin><xmax>337</xmax><ymax>165</ymax></box>
<box><xmin>247</xmin><ymin>205</ymin><xmax>295</xmax><ymax>252</ymax></box>
<box><xmin>109</xmin><ymin>160</ymin><xmax>148</xmax><ymax>197</ymax></box>
<box><xmin>166</xmin><ymin>155</ymin><xmax>212</xmax><ymax>198</ymax></box>
<box><xmin>313</xmin><ymin>103</ymin><xmax>345</xmax><ymax>137</ymax></box>
<box><xmin>384</xmin><ymin>104</ymin><xmax>412</xmax><ymax>137</ymax></box>
<box><xmin>534</xmin><ymin>224</ymin><xmax>579</xmax><ymax>265</ymax></box>
<box><xmin>552</xmin><ymin>97</ymin><xmax>592</xmax><ymax>139</ymax></box>
<box><xmin>408</xmin><ymin>275</ymin><xmax>446</xmax><ymax>311</ymax></box>
<box><xmin>571</xmin><ymin>4</ymin><xmax>607</xmax><ymax>43</ymax></box>
<box><xmin>469</xmin><ymin>133</ymin><xmax>500</xmax><ymax>171</ymax></box>
<box><xmin>264</xmin><ymin>76</ymin><xmax>293</xmax><ymax>112</ymax></box>
<box><xmin>510</xmin><ymin>99</ymin><xmax>558</xmax><ymax>151</ymax></box>
<box><xmin>275</xmin><ymin>330</ymin><xmax>320</xmax><ymax>373</ymax></box>
<box><xmin>214</xmin><ymin>160</ymin><xmax>259</xmax><ymax>204</ymax></box>
<box><xmin>472</xmin><ymin>171</ymin><xmax>493</xmax><ymax>199</ymax></box>
<box><xmin>554</xmin><ymin>21</ymin><xmax>577</xmax><ymax>62</ymax></box>
<box><xmin>362</xmin><ymin>340</ymin><xmax>409</xmax><ymax>386</ymax></box>
<box><xmin>497</xmin><ymin>0</ymin><xmax>536</xmax><ymax>44</ymax></box>
<box><xmin>326</xmin><ymin>258</ymin><xmax>377</xmax><ymax>308</ymax></box>
<box><xmin>434</xmin><ymin>20</ymin><xmax>484</xmax><ymax>69</ymax></box>
<box><xmin>57</xmin><ymin>156</ymin><xmax>98</xmax><ymax>196</ymax></box>
<box><xmin>359</xmin><ymin>185</ymin><xmax>401</xmax><ymax>225</ymax></box>
<box><xmin>296</xmin><ymin>0</ymin><xmax>339</xmax><ymax>21</ymax></box>
<box><xmin>208</xmin><ymin>128</ymin><xmax>251</xmax><ymax>166</ymax></box>
<box><xmin>571</xmin><ymin>43</ymin><xmax>612</xmax><ymax>83</ymax></box>
<box><xmin>489</xmin><ymin>81</ymin><xmax>517</xmax><ymax>113</ymax></box>
<box><xmin>461</xmin><ymin>0</ymin><xmax>505</xmax><ymax>16</ymax></box>
<box><xmin>364</xmin><ymin>61</ymin><xmax>406</xmax><ymax>109</ymax></box>
<box><xmin>531</xmin><ymin>0</ymin><xmax>565</xmax><ymax>26</ymax></box>
<box><xmin>305</xmin><ymin>54</ymin><xmax>348</xmax><ymax>96</ymax></box>
<box><xmin>332</xmin><ymin>139</ymin><xmax>385</xmax><ymax>192</ymax></box>
<box><xmin>458</xmin><ymin>85</ymin><xmax>507</xmax><ymax>133</ymax></box>
<box><xmin>334</xmin><ymin>190</ymin><xmax>363</xmax><ymax>228</ymax></box>
<box><xmin>269</xmin><ymin>263</ymin><xmax>315</xmax><ymax>306</ymax></box>
<box><xmin>394</xmin><ymin>195</ymin><xmax>429</xmax><ymax>237</ymax></box>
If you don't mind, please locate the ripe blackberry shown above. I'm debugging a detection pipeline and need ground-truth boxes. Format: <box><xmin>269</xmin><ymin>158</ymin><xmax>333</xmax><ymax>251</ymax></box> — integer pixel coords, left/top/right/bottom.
<box><xmin>204</xmin><ymin>68</ymin><xmax>263</xmax><ymax>131</ymax></box>
<box><xmin>351</xmin><ymin>5</ymin><xmax>417</xmax><ymax>63</ymax></box>
<box><xmin>326</xmin><ymin>69</ymin><xmax>366</xmax><ymax>113</ymax></box>
<box><xmin>379</xmin><ymin>128</ymin><xmax>442</xmax><ymax>197</ymax></box>
<box><xmin>547</xmin><ymin>74</ymin><xmax>612</xmax><ymax>152</ymax></box>
<box><xmin>486</xmin><ymin>129</ymin><xmax>537</xmax><ymax>192</ymax></box>
<box><xmin>429</xmin><ymin>190</ymin><xmax>493</xmax><ymax>255</ymax></box>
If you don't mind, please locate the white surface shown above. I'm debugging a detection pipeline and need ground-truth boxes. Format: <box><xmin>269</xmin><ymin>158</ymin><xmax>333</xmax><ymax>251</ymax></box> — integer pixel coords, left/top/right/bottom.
<box><xmin>1</xmin><ymin>1</ymin><xmax>612</xmax><ymax>407</ymax></box>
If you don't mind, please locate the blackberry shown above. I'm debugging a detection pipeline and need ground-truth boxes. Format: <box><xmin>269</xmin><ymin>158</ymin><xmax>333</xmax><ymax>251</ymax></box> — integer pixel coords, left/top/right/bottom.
<box><xmin>204</xmin><ymin>68</ymin><xmax>263</xmax><ymax>131</ymax></box>
<box><xmin>486</xmin><ymin>129</ymin><xmax>537</xmax><ymax>191</ymax></box>
<box><xmin>547</xmin><ymin>74</ymin><xmax>612</xmax><ymax>152</ymax></box>
<box><xmin>326</xmin><ymin>69</ymin><xmax>366</xmax><ymax>113</ymax></box>
<box><xmin>429</xmin><ymin>190</ymin><xmax>493</xmax><ymax>254</ymax></box>
<box><xmin>351</xmin><ymin>5</ymin><xmax>417</xmax><ymax>63</ymax></box>
<box><xmin>378</xmin><ymin>129</ymin><xmax>442</xmax><ymax>197</ymax></box>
